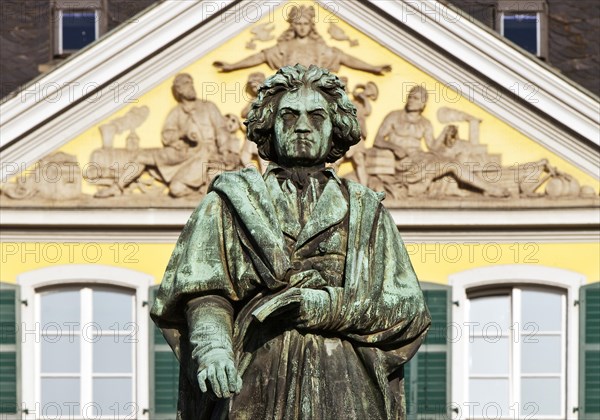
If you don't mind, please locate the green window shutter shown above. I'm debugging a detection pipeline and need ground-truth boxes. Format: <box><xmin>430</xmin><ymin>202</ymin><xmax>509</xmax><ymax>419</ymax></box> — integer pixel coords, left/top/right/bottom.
<box><xmin>149</xmin><ymin>285</ymin><xmax>179</xmax><ymax>419</ymax></box>
<box><xmin>0</xmin><ymin>283</ymin><xmax>21</xmax><ymax>419</ymax></box>
<box><xmin>579</xmin><ymin>282</ymin><xmax>600</xmax><ymax>418</ymax></box>
<box><xmin>405</xmin><ymin>284</ymin><xmax>451</xmax><ymax>419</ymax></box>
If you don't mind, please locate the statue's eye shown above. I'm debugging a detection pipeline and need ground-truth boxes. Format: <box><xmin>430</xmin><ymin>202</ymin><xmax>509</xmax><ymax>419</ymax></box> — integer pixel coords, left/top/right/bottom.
<box><xmin>310</xmin><ymin>112</ymin><xmax>326</xmax><ymax>123</ymax></box>
<box><xmin>281</xmin><ymin>111</ymin><xmax>296</xmax><ymax>121</ymax></box>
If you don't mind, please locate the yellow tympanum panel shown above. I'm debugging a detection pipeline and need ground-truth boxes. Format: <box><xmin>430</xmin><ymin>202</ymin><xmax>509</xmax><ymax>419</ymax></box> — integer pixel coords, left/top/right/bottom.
<box><xmin>50</xmin><ymin>0</ymin><xmax>597</xmax><ymax>195</ymax></box>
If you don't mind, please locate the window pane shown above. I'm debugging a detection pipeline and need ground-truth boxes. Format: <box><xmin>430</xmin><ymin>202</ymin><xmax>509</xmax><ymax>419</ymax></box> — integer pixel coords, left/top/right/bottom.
<box><xmin>521</xmin><ymin>377</ymin><xmax>561</xmax><ymax>416</ymax></box>
<box><xmin>521</xmin><ymin>289</ymin><xmax>562</xmax><ymax>331</ymax></box>
<box><xmin>41</xmin><ymin>290</ymin><xmax>80</xmax><ymax>331</ymax></box>
<box><xmin>469</xmin><ymin>336</ymin><xmax>509</xmax><ymax>375</ymax></box>
<box><xmin>42</xmin><ymin>335</ymin><xmax>80</xmax><ymax>373</ymax></box>
<box><xmin>93</xmin><ymin>289</ymin><xmax>133</xmax><ymax>330</ymax></box>
<box><xmin>62</xmin><ymin>11</ymin><xmax>97</xmax><ymax>50</ymax></box>
<box><xmin>41</xmin><ymin>378</ymin><xmax>80</xmax><ymax>417</ymax></box>
<box><xmin>93</xmin><ymin>336</ymin><xmax>132</xmax><ymax>373</ymax></box>
<box><xmin>92</xmin><ymin>378</ymin><xmax>133</xmax><ymax>417</ymax></box>
<box><xmin>469</xmin><ymin>295</ymin><xmax>510</xmax><ymax>331</ymax></box>
<box><xmin>469</xmin><ymin>378</ymin><xmax>509</xmax><ymax>417</ymax></box>
<box><xmin>503</xmin><ymin>13</ymin><xmax>538</xmax><ymax>54</ymax></box>
<box><xmin>521</xmin><ymin>335</ymin><xmax>561</xmax><ymax>374</ymax></box>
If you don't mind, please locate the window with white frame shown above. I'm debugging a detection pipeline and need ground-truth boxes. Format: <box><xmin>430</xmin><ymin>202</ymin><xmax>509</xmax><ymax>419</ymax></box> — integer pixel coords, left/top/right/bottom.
<box><xmin>450</xmin><ymin>265</ymin><xmax>584</xmax><ymax>420</ymax></box>
<box><xmin>467</xmin><ymin>286</ymin><xmax>566</xmax><ymax>419</ymax></box>
<box><xmin>52</xmin><ymin>0</ymin><xmax>107</xmax><ymax>57</ymax></box>
<box><xmin>18</xmin><ymin>265</ymin><xmax>152</xmax><ymax>420</ymax></box>
<box><xmin>38</xmin><ymin>285</ymin><xmax>136</xmax><ymax>419</ymax></box>
<box><xmin>496</xmin><ymin>0</ymin><xmax>548</xmax><ymax>58</ymax></box>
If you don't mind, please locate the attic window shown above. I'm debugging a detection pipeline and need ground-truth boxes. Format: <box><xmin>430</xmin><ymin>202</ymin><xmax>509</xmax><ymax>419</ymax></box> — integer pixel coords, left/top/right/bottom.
<box><xmin>501</xmin><ymin>13</ymin><xmax>538</xmax><ymax>54</ymax></box>
<box><xmin>496</xmin><ymin>0</ymin><xmax>548</xmax><ymax>59</ymax></box>
<box><xmin>59</xmin><ymin>10</ymin><xmax>98</xmax><ymax>53</ymax></box>
<box><xmin>52</xmin><ymin>0</ymin><xmax>107</xmax><ymax>57</ymax></box>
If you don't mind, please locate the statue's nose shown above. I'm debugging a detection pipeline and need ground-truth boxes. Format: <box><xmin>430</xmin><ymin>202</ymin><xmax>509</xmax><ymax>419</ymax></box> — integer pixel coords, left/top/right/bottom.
<box><xmin>294</xmin><ymin>113</ymin><xmax>311</xmax><ymax>133</ymax></box>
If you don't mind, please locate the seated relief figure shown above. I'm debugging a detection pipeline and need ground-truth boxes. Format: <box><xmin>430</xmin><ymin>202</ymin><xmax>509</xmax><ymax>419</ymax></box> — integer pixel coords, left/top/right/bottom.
<box><xmin>371</xmin><ymin>85</ymin><xmax>509</xmax><ymax>197</ymax></box>
<box><xmin>214</xmin><ymin>5</ymin><xmax>391</xmax><ymax>76</ymax></box>
<box><xmin>151</xmin><ymin>65</ymin><xmax>430</xmax><ymax>420</ymax></box>
<box><xmin>94</xmin><ymin>73</ymin><xmax>229</xmax><ymax>198</ymax></box>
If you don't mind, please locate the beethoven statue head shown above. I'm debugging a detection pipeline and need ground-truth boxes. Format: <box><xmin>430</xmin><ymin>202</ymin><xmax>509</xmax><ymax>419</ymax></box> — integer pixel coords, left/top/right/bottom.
<box><xmin>245</xmin><ymin>64</ymin><xmax>361</xmax><ymax>167</ymax></box>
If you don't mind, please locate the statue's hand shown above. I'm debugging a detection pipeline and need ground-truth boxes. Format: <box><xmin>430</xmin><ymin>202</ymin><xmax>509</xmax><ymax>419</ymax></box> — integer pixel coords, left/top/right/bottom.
<box><xmin>271</xmin><ymin>287</ymin><xmax>332</xmax><ymax>330</ymax></box>
<box><xmin>197</xmin><ymin>351</ymin><xmax>242</xmax><ymax>398</ymax></box>
<box><xmin>213</xmin><ymin>61</ymin><xmax>232</xmax><ymax>72</ymax></box>
<box><xmin>375</xmin><ymin>65</ymin><xmax>392</xmax><ymax>75</ymax></box>
<box><xmin>296</xmin><ymin>288</ymin><xmax>333</xmax><ymax>329</ymax></box>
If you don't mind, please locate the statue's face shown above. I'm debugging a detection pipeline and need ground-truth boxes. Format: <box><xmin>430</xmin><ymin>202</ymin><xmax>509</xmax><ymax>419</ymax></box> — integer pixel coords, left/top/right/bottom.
<box><xmin>292</xmin><ymin>17</ymin><xmax>312</xmax><ymax>38</ymax></box>
<box><xmin>274</xmin><ymin>87</ymin><xmax>333</xmax><ymax>166</ymax></box>
<box><xmin>444</xmin><ymin>126</ymin><xmax>459</xmax><ymax>147</ymax></box>
<box><xmin>406</xmin><ymin>88</ymin><xmax>427</xmax><ymax>112</ymax></box>
<box><xmin>224</xmin><ymin>114</ymin><xmax>240</xmax><ymax>133</ymax></box>
<box><xmin>175</xmin><ymin>76</ymin><xmax>197</xmax><ymax>101</ymax></box>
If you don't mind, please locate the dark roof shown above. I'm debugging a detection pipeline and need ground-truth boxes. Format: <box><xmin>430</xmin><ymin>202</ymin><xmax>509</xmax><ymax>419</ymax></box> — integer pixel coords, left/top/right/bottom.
<box><xmin>448</xmin><ymin>0</ymin><xmax>599</xmax><ymax>96</ymax></box>
<box><xmin>0</xmin><ymin>0</ymin><xmax>155</xmax><ymax>99</ymax></box>
<box><xmin>2</xmin><ymin>0</ymin><xmax>598</xmax><ymax>98</ymax></box>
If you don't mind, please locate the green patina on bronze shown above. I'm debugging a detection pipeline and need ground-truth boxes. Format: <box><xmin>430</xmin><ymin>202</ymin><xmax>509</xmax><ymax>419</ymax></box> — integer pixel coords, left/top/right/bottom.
<box><xmin>150</xmin><ymin>64</ymin><xmax>431</xmax><ymax>420</ymax></box>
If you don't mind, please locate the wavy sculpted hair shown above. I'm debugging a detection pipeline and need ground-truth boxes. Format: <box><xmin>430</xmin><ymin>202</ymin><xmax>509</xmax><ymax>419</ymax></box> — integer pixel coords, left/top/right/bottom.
<box><xmin>245</xmin><ymin>64</ymin><xmax>362</xmax><ymax>163</ymax></box>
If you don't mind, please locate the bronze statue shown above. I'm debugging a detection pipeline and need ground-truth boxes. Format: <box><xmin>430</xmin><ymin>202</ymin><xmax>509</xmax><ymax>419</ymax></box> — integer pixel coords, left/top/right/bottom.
<box><xmin>151</xmin><ymin>65</ymin><xmax>430</xmax><ymax>419</ymax></box>
<box><xmin>213</xmin><ymin>6</ymin><xmax>391</xmax><ymax>75</ymax></box>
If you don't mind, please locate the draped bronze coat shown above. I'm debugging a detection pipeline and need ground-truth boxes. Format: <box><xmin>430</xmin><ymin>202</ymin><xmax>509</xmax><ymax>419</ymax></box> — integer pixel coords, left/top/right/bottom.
<box><xmin>151</xmin><ymin>167</ymin><xmax>430</xmax><ymax>420</ymax></box>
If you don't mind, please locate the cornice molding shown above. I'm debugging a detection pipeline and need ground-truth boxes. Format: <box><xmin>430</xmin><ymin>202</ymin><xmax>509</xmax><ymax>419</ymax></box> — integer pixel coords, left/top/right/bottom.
<box><xmin>1</xmin><ymin>228</ymin><xmax>597</xmax><ymax>244</ymax></box>
<box><xmin>1</xmin><ymin>207</ymin><xmax>598</xmax><ymax>229</ymax></box>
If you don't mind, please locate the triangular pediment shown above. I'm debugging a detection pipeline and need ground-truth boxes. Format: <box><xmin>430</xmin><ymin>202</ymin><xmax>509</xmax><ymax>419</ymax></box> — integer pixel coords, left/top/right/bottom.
<box><xmin>1</xmin><ymin>0</ymin><xmax>598</xmax><ymax>225</ymax></box>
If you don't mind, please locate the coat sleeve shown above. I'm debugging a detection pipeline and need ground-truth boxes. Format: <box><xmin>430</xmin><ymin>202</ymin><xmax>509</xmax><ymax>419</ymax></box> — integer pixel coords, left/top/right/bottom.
<box><xmin>327</xmin><ymin>189</ymin><xmax>431</xmax><ymax>413</ymax></box>
<box><xmin>150</xmin><ymin>191</ymin><xmax>259</xmax><ymax>328</ymax></box>
<box><xmin>328</xmin><ymin>185</ymin><xmax>431</xmax><ymax>351</ymax></box>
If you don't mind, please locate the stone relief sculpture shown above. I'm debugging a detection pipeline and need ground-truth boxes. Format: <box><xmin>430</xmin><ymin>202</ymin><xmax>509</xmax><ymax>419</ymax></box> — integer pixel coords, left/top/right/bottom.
<box><xmin>239</xmin><ymin>72</ymin><xmax>269</xmax><ymax>172</ymax></box>
<box><xmin>245</xmin><ymin>22</ymin><xmax>275</xmax><ymax>50</ymax></box>
<box><xmin>213</xmin><ymin>6</ymin><xmax>391</xmax><ymax>75</ymax></box>
<box><xmin>368</xmin><ymin>86</ymin><xmax>509</xmax><ymax>198</ymax></box>
<box><xmin>98</xmin><ymin>106</ymin><xmax>150</xmax><ymax>149</ymax></box>
<box><xmin>348</xmin><ymin>85</ymin><xmax>597</xmax><ymax>201</ymax></box>
<box><xmin>1</xmin><ymin>152</ymin><xmax>81</xmax><ymax>200</ymax></box>
<box><xmin>328</xmin><ymin>22</ymin><xmax>358</xmax><ymax>47</ymax></box>
<box><xmin>90</xmin><ymin>73</ymin><xmax>229</xmax><ymax>198</ymax></box>
<box><xmin>150</xmin><ymin>65</ymin><xmax>431</xmax><ymax>419</ymax></box>
<box><xmin>2</xmin><ymin>70</ymin><xmax>595</xmax><ymax>206</ymax></box>
<box><xmin>218</xmin><ymin>113</ymin><xmax>244</xmax><ymax>171</ymax></box>
<box><xmin>338</xmin><ymin>78</ymin><xmax>379</xmax><ymax>186</ymax></box>
<box><xmin>343</xmin><ymin>78</ymin><xmax>379</xmax><ymax>140</ymax></box>
<box><xmin>240</xmin><ymin>72</ymin><xmax>266</xmax><ymax>119</ymax></box>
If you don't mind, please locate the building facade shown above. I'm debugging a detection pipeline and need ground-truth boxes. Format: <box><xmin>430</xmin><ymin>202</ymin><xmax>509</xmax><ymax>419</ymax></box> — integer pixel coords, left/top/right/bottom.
<box><xmin>1</xmin><ymin>1</ymin><xmax>598</xmax><ymax>419</ymax></box>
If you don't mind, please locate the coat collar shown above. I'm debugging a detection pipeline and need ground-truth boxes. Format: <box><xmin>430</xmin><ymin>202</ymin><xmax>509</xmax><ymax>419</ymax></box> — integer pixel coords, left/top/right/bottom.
<box><xmin>294</xmin><ymin>179</ymin><xmax>348</xmax><ymax>249</ymax></box>
<box><xmin>264</xmin><ymin>164</ymin><xmax>348</xmax><ymax>248</ymax></box>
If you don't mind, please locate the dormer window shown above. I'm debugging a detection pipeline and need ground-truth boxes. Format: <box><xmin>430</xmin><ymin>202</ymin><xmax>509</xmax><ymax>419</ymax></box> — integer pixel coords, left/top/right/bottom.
<box><xmin>52</xmin><ymin>0</ymin><xmax>107</xmax><ymax>58</ymax></box>
<box><xmin>497</xmin><ymin>0</ymin><xmax>548</xmax><ymax>59</ymax></box>
<box><xmin>58</xmin><ymin>10</ymin><xmax>98</xmax><ymax>53</ymax></box>
<box><xmin>501</xmin><ymin>13</ymin><xmax>538</xmax><ymax>54</ymax></box>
